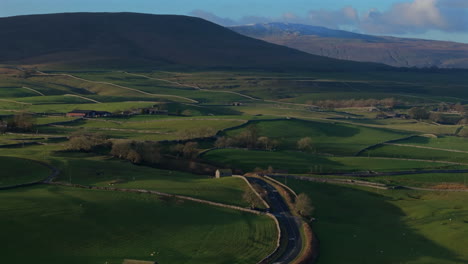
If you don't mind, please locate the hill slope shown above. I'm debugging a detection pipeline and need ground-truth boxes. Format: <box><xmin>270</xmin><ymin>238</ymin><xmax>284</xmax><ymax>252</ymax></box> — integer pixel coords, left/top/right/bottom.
<box><xmin>230</xmin><ymin>23</ymin><xmax>468</xmax><ymax>69</ymax></box>
<box><xmin>0</xmin><ymin>13</ymin><xmax>385</xmax><ymax>71</ymax></box>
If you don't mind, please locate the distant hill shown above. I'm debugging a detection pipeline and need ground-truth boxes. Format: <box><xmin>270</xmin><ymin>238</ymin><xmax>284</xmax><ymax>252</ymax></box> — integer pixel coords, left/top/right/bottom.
<box><xmin>230</xmin><ymin>23</ymin><xmax>468</xmax><ymax>69</ymax></box>
<box><xmin>0</xmin><ymin>13</ymin><xmax>386</xmax><ymax>71</ymax></box>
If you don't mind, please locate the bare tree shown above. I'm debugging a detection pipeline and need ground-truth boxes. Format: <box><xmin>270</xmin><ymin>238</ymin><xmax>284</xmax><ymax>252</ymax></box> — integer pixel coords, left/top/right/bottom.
<box><xmin>297</xmin><ymin>137</ymin><xmax>313</xmax><ymax>152</ymax></box>
<box><xmin>126</xmin><ymin>150</ymin><xmax>142</xmax><ymax>164</ymax></box>
<box><xmin>182</xmin><ymin>142</ymin><xmax>199</xmax><ymax>159</ymax></box>
<box><xmin>243</xmin><ymin>189</ymin><xmax>261</xmax><ymax>209</ymax></box>
<box><xmin>257</xmin><ymin>136</ymin><xmax>271</xmax><ymax>150</ymax></box>
<box><xmin>295</xmin><ymin>193</ymin><xmax>314</xmax><ymax>217</ymax></box>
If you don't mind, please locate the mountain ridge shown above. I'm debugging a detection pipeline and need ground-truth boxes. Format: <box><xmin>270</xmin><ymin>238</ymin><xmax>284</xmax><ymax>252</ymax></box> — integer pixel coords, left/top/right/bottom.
<box><xmin>0</xmin><ymin>12</ymin><xmax>388</xmax><ymax>71</ymax></box>
<box><xmin>229</xmin><ymin>23</ymin><xmax>468</xmax><ymax>69</ymax></box>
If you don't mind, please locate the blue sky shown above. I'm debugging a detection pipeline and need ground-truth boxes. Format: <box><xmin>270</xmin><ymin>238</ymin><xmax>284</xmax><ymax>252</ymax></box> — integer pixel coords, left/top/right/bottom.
<box><xmin>1</xmin><ymin>0</ymin><xmax>467</xmax><ymax>43</ymax></box>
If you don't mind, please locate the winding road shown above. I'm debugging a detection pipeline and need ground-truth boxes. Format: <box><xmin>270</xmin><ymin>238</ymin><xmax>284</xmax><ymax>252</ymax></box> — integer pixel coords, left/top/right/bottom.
<box><xmin>247</xmin><ymin>177</ymin><xmax>303</xmax><ymax>264</ymax></box>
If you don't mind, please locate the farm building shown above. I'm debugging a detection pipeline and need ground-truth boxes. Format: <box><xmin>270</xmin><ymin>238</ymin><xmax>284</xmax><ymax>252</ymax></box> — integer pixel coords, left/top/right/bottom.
<box><xmin>215</xmin><ymin>169</ymin><xmax>233</xmax><ymax>178</ymax></box>
<box><xmin>66</xmin><ymin>110</ymin><xmax>112</xmax><ymax>118</ymax></box>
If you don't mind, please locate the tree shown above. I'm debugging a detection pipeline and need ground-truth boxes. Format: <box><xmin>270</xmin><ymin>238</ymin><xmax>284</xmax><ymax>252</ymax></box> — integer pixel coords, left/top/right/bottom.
<box><xmin>408</xmin><ymin>107</ymin><xmax>430</xmax><ymax>120</ymax></box>
<box><xmin>257</xmin><ymin>136</ymin><xmax>272</xmax><ymax>150</ymax></box>
<box><xmin>246</xmin><ymin>124</ymin><xmax>259</xmax><ymax>148</ymax></box>
<box><xmin>243</xmin><ymin>189</ymin><xmax>260</xmax><ymax>209</ymax></box>
<box><xmin>0</xmin><ymin>119</ymin><xmax>6</xmax><ymax>134</ymax></box>
<box><xmin>214</xmin><ymin>136</ymin><xmax>228</xmax><ymax>148</ymax></box>
<box><xmin>138</xmin><ymin>141</ymin><xmax>161</xmax><ymax>163</ymax></box>
<box><xmin>7</xmin><ymin>113</ymin><xmax>35</xmax><ymax>132</ymax></box>
<box><xmin>295</xmin><ymin>193</ymin><xmax>314</xmax><ymax>217</ymax></box>
<box><xmin>110</xmin><ymin>140</ymin><xmax>132</xmax><ymax>158</ymax></box>
<box><xmin>66</xmin><ymin>132</ymin><xmax>108</xmax><ymax>151</ymax></box>
<box><xmin>454</xmin><ymin>103</ymin><xmax>465</xmax><ymax>114</ymax></box>
<box><xmin>297</xmin><ymin>137</ymin><xmax>313</xmax><ymax>152</ymax></box>
<box><xmin>182</xmin><ymin>142</ymin><xmax>199</xmax><ymax>159</ymax></box>
<box><xmin>126</xmin><ymin>150</ymin><xmax>142</xmax><ymax>164</ymax></box>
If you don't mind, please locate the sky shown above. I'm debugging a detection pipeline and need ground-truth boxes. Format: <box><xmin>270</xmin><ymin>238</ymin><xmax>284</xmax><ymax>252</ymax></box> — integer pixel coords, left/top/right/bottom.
<box><xmin>1</xmin><ymin>0</ymin><xmax>467</xmax><ymax>43</ymax></box>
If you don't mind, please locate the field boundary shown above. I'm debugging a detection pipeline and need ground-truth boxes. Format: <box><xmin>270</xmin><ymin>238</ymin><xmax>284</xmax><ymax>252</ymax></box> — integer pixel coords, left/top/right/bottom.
<box><xmin>0</xmin><ymin>157</ymin><xmax>60</xmax><ymax>190</ymax></box>
<box><xmin>35</xmin><ymin>72</ymin><xmax>199</xmax><ymax>103</ymax></box>
<box><xmin>385</xmin><ymin>143</ymin><xmax>468</xmax><ymax>154</ymax></box>
<box><xmin>271</xmin><ymin>174</ymin><xmax>468</xmax><ymax>192</ymax></box>
<box><xmin>354</xmin><ymin>135</ymin><xmax>419</xmax><ymax>156</ymax></box>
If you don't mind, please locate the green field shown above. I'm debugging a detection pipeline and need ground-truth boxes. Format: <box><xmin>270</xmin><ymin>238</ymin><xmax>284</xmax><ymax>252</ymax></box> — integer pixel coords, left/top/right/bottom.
<box><xmin>1</xmin><ymin>65</ymin><xmax>468</xmax><ymax>264</ymax></box>
<box><xmin>224</xmin><ymin>119</ymin><xmax>410</xmax><ymax>155</ymax></box>
<box><xmin>362</xmin><ymin>144</ymin><xmax>468</xmax><ymax>164</ymax></box>
<box><xmin>202</xmin><ymin>149</ymin><xmax>463</xmax><ymax>174</ymax></box>
<box><xmin>286</xmin><ymin>179</ymin><xmax>468</xmax><ymax>264</ymax></box>
<box><xmin>0</xmin><ymin>186</ymin><xmax>277</xmax><ymax>264</ymax></box>
<box><xmin>0</xmin><ymin>156</ymin><xmax>50</xmax><ymax>187</ymax></box>
<box><xmin>55</xmin><ymin>156</ymin><xmax>250</xmax><ymax>206</ymax></box>
<box><xmin>369</xmin><ymin>172</ymin><xmax>468</xmax><ymax>188</ymax></box>
<box><xmin>394</xmin><ymin>135</ymin><xmax>468</xmax><ymax>152</ymax></box>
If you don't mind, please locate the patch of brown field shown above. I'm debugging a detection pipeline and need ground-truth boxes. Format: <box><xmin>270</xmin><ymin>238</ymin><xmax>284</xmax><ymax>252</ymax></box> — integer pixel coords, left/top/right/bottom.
<box><xmin>0</xmin><ymin>67</ymin><xmax>22</xmax><ymax>75</ymax></box>
<box><xmin>431</xmin><ymin>183</ymin><xmax>468</xmax><ymax>190</ymax></box>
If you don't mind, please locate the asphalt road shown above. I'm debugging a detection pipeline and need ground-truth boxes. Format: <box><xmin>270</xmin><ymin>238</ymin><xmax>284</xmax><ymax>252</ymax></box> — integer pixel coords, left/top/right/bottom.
<box><xmin>247</xmin><ymin>177</ymin><xmax>302</xmax><ymax>264</ymax></box>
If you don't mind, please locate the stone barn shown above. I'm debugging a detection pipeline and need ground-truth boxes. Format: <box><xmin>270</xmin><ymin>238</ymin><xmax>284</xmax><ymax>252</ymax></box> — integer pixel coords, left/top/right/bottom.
<box><xmin>215</xmin><ymin>169</ymin><xmax>232</xmax><ymax>178</ymax></box>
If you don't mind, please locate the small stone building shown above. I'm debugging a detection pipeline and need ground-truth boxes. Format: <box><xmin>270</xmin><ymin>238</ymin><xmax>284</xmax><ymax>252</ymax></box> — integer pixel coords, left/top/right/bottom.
<box><xmin>215</xmin><ymin>169</ymin><xmax>233</xmax><ymax>178</ymax></box>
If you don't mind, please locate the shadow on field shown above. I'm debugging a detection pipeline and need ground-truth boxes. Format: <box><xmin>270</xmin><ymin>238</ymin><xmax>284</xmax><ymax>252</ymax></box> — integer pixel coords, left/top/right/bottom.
<box><xmin>286</xmin><ymin>180</ymin><xmax>465</xmax><ymax>264</ymax></box>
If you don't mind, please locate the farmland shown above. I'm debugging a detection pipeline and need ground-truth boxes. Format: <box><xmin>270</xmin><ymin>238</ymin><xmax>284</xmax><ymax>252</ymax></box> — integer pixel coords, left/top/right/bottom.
<box><xmin>0</xmin><ymin>186</ymin><xmax>277</xmax><ymax>264</ymax></box>
<box><xmin>0</xmin><ymin>156</ymin><xmax>50</xmax><ymax>187</ymax></box>
<box><xmin>1</xmin><ymin>66</ymin><xmax>468</xmax><ymax>263</ymax></box>
<box><xmin>285</xmin><ymin>179</ymin><xmax>468</xmax><ymax>264</ymax></box>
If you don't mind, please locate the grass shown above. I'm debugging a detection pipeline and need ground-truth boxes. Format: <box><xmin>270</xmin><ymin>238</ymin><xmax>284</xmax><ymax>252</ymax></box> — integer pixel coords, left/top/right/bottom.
<box><xmin>286</xmin><ymin>179</ymin><xmax>468</xmax><ymax>264</ymax></box>
<box><xmin>0</xmin><ymin>185</ymin><xmax>277</xmax><ymax>264</ymax></box>
<box><xmin>369</xmin><ymin>173</ymin><xmax>468</xmax><ymax>188</ymax></box>
<box><xmin>224</xmin><ymin>119</ymin><xmax>410</xmax><ymax>155</ymax></box>
<box><xmin>36</xmin><ymin>117</ymin><xmax>246</xmax><ymax>140</ymax></box>
<box><xmin>0</xmin><ymin>156</ymin><xmax>50</xmax><ymax>187</ymax></box>
<box><xmin>395</xmin><ymin>135</ymin><xmax>468</xmax><ymax>152</ymax></box>
<box><xmin>54</xmin><ymin>156</ymin><xmax>250</xmax><ymax>206</ymax></box>
<box><xmin>201</xmin><ymin>149</ymin><xmax>463</xmax><ymax>174</ymax></box>
<box><xmin>362</xmin><ymin>144</ymin><xmax>468</xmax><ymax>164</ymax></box>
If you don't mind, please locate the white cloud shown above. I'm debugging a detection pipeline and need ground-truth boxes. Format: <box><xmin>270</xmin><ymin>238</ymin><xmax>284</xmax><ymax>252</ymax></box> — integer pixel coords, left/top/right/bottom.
<box><xmin>190</xmin><ymin>0</ymin><xmax>468</xmax><ymax>35</ymax></box>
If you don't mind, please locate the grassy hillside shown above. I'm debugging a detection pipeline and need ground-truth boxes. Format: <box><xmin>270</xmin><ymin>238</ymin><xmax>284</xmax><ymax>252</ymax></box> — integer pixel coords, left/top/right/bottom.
<box><xmin>0</xmin><ymin>13</ymin><xmax>385</xmax><ymax>71</ymax></box>
<box><xmin>202</xmin><ymin>149</ymin><xmax>465</xmax><ymax>174</ymax></box>
<box><xmin>0</xmin><ymin>186</ymin><xmax>277</xmax><ymax>264</ymax></box>
<box><xmin>223</xmin><ymin>119</ymin><xmax>409</xmax><ymax>155</ymax></box>
<box><xmin>286</xmin><ymin>180</ymin><xmax>468</xmax><ymax>264</ymax></box>
<box><xmin>0</xmin><ymin>156</ymin><xmax>50</xmax><ymax>187</ymax></box>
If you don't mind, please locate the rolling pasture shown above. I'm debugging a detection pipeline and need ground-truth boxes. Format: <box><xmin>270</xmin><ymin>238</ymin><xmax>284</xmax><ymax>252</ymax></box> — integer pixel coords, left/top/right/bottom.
<box><xmin>0</xmin><ymin>156</ymin><xmax>50</xmax><ymax>187</ymax></box>
<box><xmin>223</xmin><ymin>119</ymin><xmax>410</xmax><ymax>155</ymax></box>
<box><xmin>1</xmin><ymin>65</ymin><xmax>468</xmax><ymax>264</ymax></box>
<box><xmin>286</xmin><ymin>179</ymin><xmax>468</xmax><ymax>264</ymax></box>
<box><xmin>0</xmin><ymin>186</ymin><xmax>277</xmax><ymax>264</ymax></box>
<box><xmin>202</xmin><ymin>149</ymin><xmax>465</xmax><ymax>174</ymax></box>
<box><xmin>55</xmin><ymin>156</ymin><xmax>250</xmax><ymax>206</ymax></box>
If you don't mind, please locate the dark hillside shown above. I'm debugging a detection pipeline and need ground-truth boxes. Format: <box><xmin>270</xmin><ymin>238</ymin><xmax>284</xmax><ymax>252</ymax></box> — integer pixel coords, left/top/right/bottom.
<box><xmin>0</xmin><ymin>12</ymin><xmax>386</xmax><ymax>71</ymax></box>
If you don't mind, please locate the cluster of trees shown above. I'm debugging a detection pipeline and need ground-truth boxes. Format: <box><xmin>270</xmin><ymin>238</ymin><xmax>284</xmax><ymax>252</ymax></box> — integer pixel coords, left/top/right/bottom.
<box><xmin>170</xmin><ymin>142</ymin><xmax>200</xmax><ymax>159</ymax></box>
<box><xmin>311</xmin><ymin>98</ymin><xmax>398</xmax><ymax>109</ymax></box>
<box><xmin>0</xmin><ymin>114</ymin><xmax>36</xmax><ymax>133</ymax></box>
<box><xmin>409</xmin><ymin>107</ymin><xmax>467</xmax><ymax>124</ymax></box>
<box><xmin>436</xmin><ymin>102</ymin><xmax>465</xmax><ymax>114</ymax></box>
<box><xmin>408</xmin><ymin>107</ymin><xmax>430</xmax><ymax>120</ymax></box>
<box><xmin>66</xmin><ymin>132</ymin><xmax>108</xmax><ymax>151</ymax></box>
<box><xmin>110</xmin><ymin>140</ymin><xmax>161</xmax><ymax>164</ymax></box>
<box><xmin>215</xmin><ymin>125</ymin><xmax>280</xmax><ymax>150</ymax></box>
